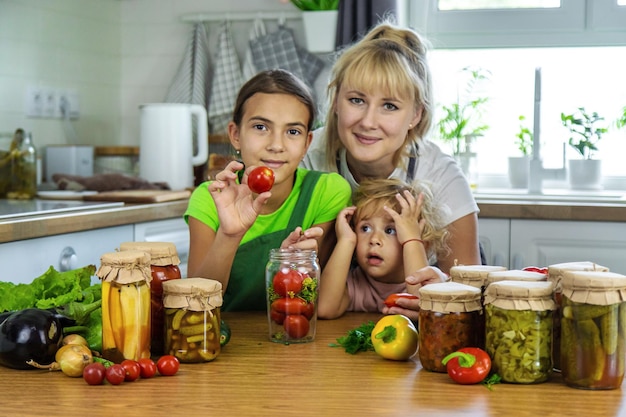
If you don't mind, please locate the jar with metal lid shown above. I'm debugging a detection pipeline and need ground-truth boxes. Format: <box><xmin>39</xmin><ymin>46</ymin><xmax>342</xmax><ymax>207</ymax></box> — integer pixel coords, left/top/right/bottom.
<box><xmin>266</xmin><ymin>248</ymin><xmax>319</xmax><ymax>344</ymax></box>
<box><xmin>449</xmin><ymin>265</ymin><xmax>508</xmax><ymax>292</ymax></box>
<box><xmin>96</xmin><ymin>250</ymin><xmax>152</xmax><ymax>363</ymax></box>
<box><xmin>120</xmin><ymin>241</ymin><xmax>182</xmax><ymax>355</ymax></box>
<box><xmin>484</xmin><ymin>280</ymin><xmax>555</xmax><ymax>384</ymax></box>
<box><xmin>94</xmin><ymin>146</ymin><xmax>139</xmax><ymax>176</ymax></box>
<box><xmin>560</xmin><ymin>270</ymin><xmax>626</xmax><ymax>390</ymax></box>
<box><xmin>163</xmin><ymin>277</ymin><xmax>223</xmax><ymax>363</ymax></box>
<box><xmin>548</xmin><ymin>261</ymin><xmax>609</xmax><ymax>372</ymax></box>
<box><xmin>418</xmin><ymin>282</ymin><xmax>483</xmax><ymax>372</ymax></box>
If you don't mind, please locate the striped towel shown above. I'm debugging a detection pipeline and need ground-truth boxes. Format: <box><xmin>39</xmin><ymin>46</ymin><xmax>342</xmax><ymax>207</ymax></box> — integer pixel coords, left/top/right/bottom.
<box><xmin>208</xmin><ymin>21</ymin><xmax>244</xmax><ymax>134</ymax></box>
<box><xmin>242</xmin><ymin>18</ymin><xmax>266</xmax><ymax>82</ymax></box>
<box><xmin>165</xmin><ymin>23</ymin><xmax>211</xmax><ymax>107</ymax></box>
<box><xmin>250</xmin><ymin>25</ymin><xmax>305</xmax><ymax>83</ymax></box>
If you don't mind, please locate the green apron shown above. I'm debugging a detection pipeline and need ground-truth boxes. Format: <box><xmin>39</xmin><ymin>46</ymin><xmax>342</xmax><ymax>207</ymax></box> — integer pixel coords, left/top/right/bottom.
<box><xmin>223</xmin><ymin>170</ymin><xmax>322</xmax><ymax>311</ymax></box>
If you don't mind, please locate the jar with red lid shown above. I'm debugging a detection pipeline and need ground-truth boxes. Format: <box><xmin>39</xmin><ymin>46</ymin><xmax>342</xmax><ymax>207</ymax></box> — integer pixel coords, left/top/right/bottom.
<box><xmin>120</xmin><ymin>241</ymin><xmax>182</xmax><ymax>355</ymax></box>
<box><xmin>418</xmin><ymin>282</ymin><xmax>483</xmax><ymax>372</ymax></box>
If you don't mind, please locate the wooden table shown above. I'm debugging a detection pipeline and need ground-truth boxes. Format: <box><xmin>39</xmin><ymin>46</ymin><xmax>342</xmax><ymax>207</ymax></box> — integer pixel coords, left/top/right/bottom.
<box><xmin>0</xmin><ymin>312</ymin><xmax>624</xmax><ymax>417</ymax></box>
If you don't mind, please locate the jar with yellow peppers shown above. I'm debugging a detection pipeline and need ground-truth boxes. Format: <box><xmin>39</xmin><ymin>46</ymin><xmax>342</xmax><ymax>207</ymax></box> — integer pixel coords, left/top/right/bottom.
<box><xmin>119</xmin><ymin>241</ymin><xmax>182</xmax><ymax>355</ymax></box>
<box><xmin>163</xmin><ymin>278</ymin><xmax>223</xmax><ymax>363</ymax></box>
<box><xmin>484</xmin><ymin>280</ymin><xmax>555</xmax><ymax>384</ymax></box>
<box><xmin>560</xmin><ymin>270</ymin><xmax>626</xmax><ymax>390</ymax></box>
<box><xmin>418</xmin><ymin>282</ymin><xmax>483</xmax><ymax>372</ymax></box>
<box><xmin>547</xmin><ymin>261</ymin><xmax>609</xmax><ymax>372</ymax></box>
<box><xmin>96</xmin><ymin>250</ymin><xmax>152</xmax><ymax>363</ymax></box>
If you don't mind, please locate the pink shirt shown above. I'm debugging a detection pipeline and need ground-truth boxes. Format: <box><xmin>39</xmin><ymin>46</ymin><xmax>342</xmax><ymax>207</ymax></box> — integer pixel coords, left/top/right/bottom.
<box><xmin>347</xmin><ymin>267</ymin><xmax>406</xmax><ymax>313</ymax></box>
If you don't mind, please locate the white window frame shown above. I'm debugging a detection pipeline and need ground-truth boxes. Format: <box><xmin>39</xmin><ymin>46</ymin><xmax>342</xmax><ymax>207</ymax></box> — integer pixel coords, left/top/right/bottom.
<box><xmin>409</xmin><ymin>0</ymin><xmax>626</xmax><ymax>48</ymax></box>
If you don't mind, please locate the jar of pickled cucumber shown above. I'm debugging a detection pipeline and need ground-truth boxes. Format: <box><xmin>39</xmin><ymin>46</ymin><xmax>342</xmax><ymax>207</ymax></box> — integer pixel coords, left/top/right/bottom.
<box><xmin>449</xmin><ymin>265</ymin><xmax>507</xmax><ymax>292</ymax></box>
<box><xmin>119</xmin><ymin>241</ymin><xmax>182</xmax><ymax>355</ymax></box>
<box><xmin>418</xmin><ymin>282</ymin><xmax>483</xmax><ymax>372</ymax></box>
<box><xmin>548</xmin><ymin>261</ymin><xmax>609</xmax><ymax>372</ymax></box>
<box><xmin>163</xmin><ymin>277</ymin><xmax>223</xmax><ymax>363</ymax></box>
<box><xmin>96</xmin><ymin>250</ymin><xmax>152</xmax><ymax>363</ymax></box>
<box><xmin>560</xmin><ymin>270</ymin><xmax>626</xmax><ymax>390</ymax></box>
<box><xmin>484</xmin><ymin>280</ymin><xmax>555</xmax><ymax>384</ymax></box>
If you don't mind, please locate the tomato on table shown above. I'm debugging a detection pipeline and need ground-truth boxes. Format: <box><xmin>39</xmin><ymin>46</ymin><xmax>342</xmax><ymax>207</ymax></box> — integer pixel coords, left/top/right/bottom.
<box><xmin>105</xmin><ymin>364</ymin><xmax>126</xmax><ymax>385</ymax></box>
<box><xmin>137</xmin><ymin>358</ymin><xmax>157</xmax><ymax>378</ymax></box>
<box><xmin>283</xmin><ymin>314</ymin><xmax>310</xmax><ymax>339</ymax></box>
<box><xmin>272</xmin><ymin>268</ymin><xmax>305</xmax><ymax>297</ymax></box>
<box><xmin>248</xmin><ymin>166</ymin><xmax>275</xmax><ymax>193</ymax></box>
<box><xmin>120</xmin><ymin>359</ymin><xmax>141</xmax><ymax>382</ymax></box>
<box><xmin>83</xmin><ymin>362</ymin><xmax>106</xmax><ymax>385</ymax></box>
<box><xmin>157</xmin><ymin>355</ymin><xmax>180</xmax><ymax>376</ymax></box>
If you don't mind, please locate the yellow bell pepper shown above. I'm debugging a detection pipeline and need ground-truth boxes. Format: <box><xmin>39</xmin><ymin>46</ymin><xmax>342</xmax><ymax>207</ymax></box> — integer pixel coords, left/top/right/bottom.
<box><xmin>371</xmin><ymin>315</ymin><xmax>418</xmax><ymax>361</ymax></box>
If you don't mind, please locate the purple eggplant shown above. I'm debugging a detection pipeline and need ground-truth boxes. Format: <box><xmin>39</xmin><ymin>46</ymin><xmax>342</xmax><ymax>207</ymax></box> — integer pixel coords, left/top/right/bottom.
<box><xmin>0</xmin><ymin>308</ymin><xmax>75</xmax><ymax>370</ymax></box>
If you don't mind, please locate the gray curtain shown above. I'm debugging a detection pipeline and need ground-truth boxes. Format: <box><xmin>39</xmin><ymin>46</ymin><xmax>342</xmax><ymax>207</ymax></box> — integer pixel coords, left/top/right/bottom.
<box><xmin>335</xmin><ymin>0</ymin><xmax>398</xmax><ymax>49</ymax></box>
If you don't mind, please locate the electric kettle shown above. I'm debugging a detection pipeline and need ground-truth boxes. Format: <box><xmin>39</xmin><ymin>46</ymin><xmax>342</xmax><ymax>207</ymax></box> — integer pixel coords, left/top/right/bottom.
<box><xmin>139</xmin><ymin>103</ymin><xmax>208</xmax><ymax>190</ymax></box>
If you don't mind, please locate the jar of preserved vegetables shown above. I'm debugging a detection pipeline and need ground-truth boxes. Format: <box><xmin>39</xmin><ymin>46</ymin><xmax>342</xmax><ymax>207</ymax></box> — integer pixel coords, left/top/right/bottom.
<box><xmin>163</xmin><ymin>277</ymin><xmax>223</xmax><ymax>363</ymax></box>
<box><xmin>96</xmin><ymin>250</ymin><xmax>152</xmax><ymax>363</ymax></box>
<box><xmin>7</xmin><ymin>129</ymin><xmax>36</xmax><ymax>200</ymax></box>
<box><xmin>486</xmin><ymin>270</ymin><xmax>547</xmax><ymax>287</ymax></box>
<box><xmin>266</xmin><ymin>248</ymin><xmax>319</xmax><ymax>344</ymax></box>
<box><xmin>418</xmin><ymin>282</ymin><xmax>483</xmax><ymax>372</ymax></box>
<box><xmin>119</xmin><ymin>241</ymin><xmax>182</xmax><ymax>355</ymax></box>
<box><xmin>548</xmin><ymin>261</ymin><xmax>609</xmax><ymax>372</ymax></box>
<box><xmin>560</xmin><ymin>270</ymin><xmax>626</xmax><ymax>390</ymax></box>
<box><xmin>484</xmin><ymin>280</ymin><xmax>555</xmax><ymax>384</ymax></box>
<box><xmin>449</xmin><ymin>265</ymin><xmax>507</xmax><ymax>292</ymax></box>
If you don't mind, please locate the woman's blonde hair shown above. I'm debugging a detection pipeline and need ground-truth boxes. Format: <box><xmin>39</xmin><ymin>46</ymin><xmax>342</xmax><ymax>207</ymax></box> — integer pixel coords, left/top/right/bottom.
<box><xmin>324</xmin><ymin>20</ymin><xmax>433</xmax><ymax>169</ymax></box>
<box><xmin>352</xmin><ymin>178</ymin><xmax>449</xmax><ymax>259</ymax></box>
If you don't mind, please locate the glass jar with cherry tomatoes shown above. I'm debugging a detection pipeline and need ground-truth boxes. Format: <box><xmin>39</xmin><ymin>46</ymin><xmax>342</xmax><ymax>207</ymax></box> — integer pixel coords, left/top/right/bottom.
<box><xmin>96</xmin><ymin>250</ymin><xmax>152</xmax><ymax>363</ymax></box>
<box><xmin>266</xmin><ymin>248</ymin><xmax>319</xmax><ymax>344</ymax></box>
<box><xmin>163</xmin><ymin>277</ymin><xmax>223</xmax><ymax>363</ymax></box>
<box><xmin>120</xmin><ymin>241</ymin><xmax>182</xmax><ymax>355</ymax></box>
<box><xmin>418</xmin><ymin>282</ymin><xmax>483</xmax><ymax>372</ymax></box>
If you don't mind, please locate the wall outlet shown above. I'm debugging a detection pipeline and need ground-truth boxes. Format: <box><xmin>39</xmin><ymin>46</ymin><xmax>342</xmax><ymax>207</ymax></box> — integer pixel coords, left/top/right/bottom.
<box><xmin>42</xmin><ymin>88</ymin><xmax>57</xmax><ymax>118</ymax></box>
<box><xmin>58</xmin><ymin>89</ymin><xmax>80</xmax><ymax>119</ymax></box>
<box><xmin>25</xmin><ymin>85</ymin><xmax>44</xmax><ymax>118</ymax></box>
<box><xmin>24</xmin><ymin>85</ymin><xmax>80</xmax><ymax>119</ymax></box>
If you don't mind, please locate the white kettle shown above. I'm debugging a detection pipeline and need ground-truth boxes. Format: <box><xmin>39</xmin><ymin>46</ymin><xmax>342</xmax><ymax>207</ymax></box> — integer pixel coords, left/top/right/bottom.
<box><xmin>139</xmin><ymin>103</ymin><xmax>208</xmax><ymax>190</ymax></box>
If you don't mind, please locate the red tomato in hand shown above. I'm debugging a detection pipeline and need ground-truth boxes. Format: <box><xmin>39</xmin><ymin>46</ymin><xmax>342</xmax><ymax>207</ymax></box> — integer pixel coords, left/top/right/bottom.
<box><xmin>283</xmin><ymin>314</ymin><xmax>310</xmax><ymax>339</ymax></box>
<box><xmin>248</xmin><ymin>166</ymin><xmax>275</xmax><ymax>193</ymax></box>
<box><xmin>384</xmin><ymin>292</ymin><xmax>418</xmax><ymax>308</ymax></box>
<box><xmin>121</xmin><ymin>359</ymin><xmax>141</xmax><ymax>382</ymax></box>
<box><xmin>272</xmin><ymin>268</ymin><xmax>304</xmax><ymax>296</ymax></box>
<box><xmin>105</xmin><ymin>364</ymin><xmax>126</xmax><ymax>385</ymax></box>
<box><xmin>137</xmin><ymin>358</ymin><xmax>157</xmax><ymax>378</ymax></box>
<box><xmin>83</xmin><ymin>362</ymin><xmax>106</xmax><ymax>385</ymax></box>
<box><xmin>157</xmin><ymin>355</ymin><xmax>180</xmax><ymax>376</ymax></box>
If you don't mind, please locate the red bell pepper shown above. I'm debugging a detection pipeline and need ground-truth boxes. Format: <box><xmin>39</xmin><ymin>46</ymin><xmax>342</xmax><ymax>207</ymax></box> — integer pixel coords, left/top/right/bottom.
<box><xmin>441</xmin><ymin>347</ymin><xmax>491</xmax><ymax>385</ymax></box>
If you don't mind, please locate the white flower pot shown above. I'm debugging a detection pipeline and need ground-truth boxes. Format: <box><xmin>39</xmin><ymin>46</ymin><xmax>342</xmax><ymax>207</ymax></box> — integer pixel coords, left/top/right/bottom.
<box><xmin>302</xmin><ymin>10</ymin><xmax>338</xmax><ymax>53</ymax></box>
<box><xmin>508</xmin><ymin>156</ymin><xmax>530</xmax><ymax>189</ymax></box>
<box><xmin>568</xmin><ymin>159</ymin><xmax>602</xmax><ymax>190</ymax></box>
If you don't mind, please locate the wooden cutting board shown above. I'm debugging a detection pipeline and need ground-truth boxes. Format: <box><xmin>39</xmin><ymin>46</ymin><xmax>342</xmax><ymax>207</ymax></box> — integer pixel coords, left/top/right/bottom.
<box><xmin>82</xmin><ymin>189</ymin><xmax>191</xmax><ymax>203</ymax></box>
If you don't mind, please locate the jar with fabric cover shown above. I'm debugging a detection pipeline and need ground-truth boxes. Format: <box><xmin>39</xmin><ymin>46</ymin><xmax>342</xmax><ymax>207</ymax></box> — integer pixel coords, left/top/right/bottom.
<box><xmin>560</xmin><ymin>270</ymin><xmax>626</xmax><ymax>390</ymax></box>
<box><xmin>486</xmin><ymin>269</ymin><xmax>547</xmax><ymax>287</ymax></box>
<box><xmin>548</xmin><ymin>261</ymin><xmax>609</xmax><ymax>371</ymax></box>
<box><xmin>162</xmin><ymin>278</ymin><xmax>223</xmax><ymax>363</ymax></box>
<box><xmin>449</xmin><ymin>265</ymin><xmax>508</xmax><ymax>292</ymax></box>
<box><xmin>418</xmin><ymin>282</ymin><xmax>483</xmax><ymax>372</ymax></box>
<box><xmin>484</xmin><ymin>280</ymin><xmax>555</xmax><ymax>384</ymax></box>
<box><xmin>119</xmin><ymin>241</ymin><xmax>182</xmax><ymax>355</ymax></box>
<box><xmin>96</xmin><ymin>250</ymin><xmax>152</xmax><ymax>363</ymax></box>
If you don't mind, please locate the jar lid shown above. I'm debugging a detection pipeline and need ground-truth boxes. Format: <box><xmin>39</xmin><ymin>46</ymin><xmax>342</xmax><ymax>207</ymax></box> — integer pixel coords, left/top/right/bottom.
<box><xmin>163</xmin><ymin>277</ymin><xmax>223</xmax><ymax>311</ymax></box>
<box><xmin>419</xmin><ymin>282</ymin><xmax>482</xmax><ymax>313</ymax></box>
<box><xmin>95</xmin><ymin>146</ymin><xmax>139</xmax><ymax>156</ymax></box>
<box><xmin>547</xmin><ymin>261</ymin><xmax>609</xmax><ymax>291</ymax></box>
<box><xmin>486</xmin><ymin>270</ymin><xmax>547</xmax><ymax>285</ymax></box>
<box><xmin>96</xmin><ymin>250</ymin><xmax>152</xmax><ymax>285</ymax></box>
<box><xmin>449</xmin><ymin>265</ymin><xmax>507</xmax><ymax>288</ymax></box>
<box><xmin>484</xmin><ymin>280</ymin><xmax>555</xmax><ymax>311</ymax></box>
<box><xmin>561</xmin><ymin>270</ymin><xmax>626</xmax><ymax>306</ymax></box>
<box><xmin>119</xmin><ymin>241</ymin><xmax>180</xmax><ymax>266</ymax></box>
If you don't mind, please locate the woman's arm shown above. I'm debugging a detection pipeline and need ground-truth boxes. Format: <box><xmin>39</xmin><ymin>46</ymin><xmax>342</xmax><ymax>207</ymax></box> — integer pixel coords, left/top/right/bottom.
<box><xmin>436</xmin><ymin>212</ymin><xmax>481</xmax><ymax>274</ymax></box>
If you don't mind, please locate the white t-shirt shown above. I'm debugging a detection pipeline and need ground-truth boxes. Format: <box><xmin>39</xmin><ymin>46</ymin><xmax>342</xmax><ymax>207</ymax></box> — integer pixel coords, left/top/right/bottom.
<box><xmin>301</xmin><ymin>128</ymin><xmax>479</xmax><ymax>226</ymax></box>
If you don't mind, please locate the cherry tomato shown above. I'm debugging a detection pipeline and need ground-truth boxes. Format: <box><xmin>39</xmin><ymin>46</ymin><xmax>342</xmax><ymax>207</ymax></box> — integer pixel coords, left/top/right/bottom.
<box><xmin>384</xmin><ymin>292</ymin><xmax>419</xmax><ymax>308</ymax></box>
<box><xmin>82</xmin><ymin>362</ymin><xmax>106</xmax><ymax>385</ymax></box>
<box><xmin>271</xmin><ymin>297</ymin><xmax>310</xmax><ymax>315</ymax></box>
<box><xmin>522</xmin><ymin>266</ymin><xmax>548</xmax><ymax>274</ymax></box>
<box><xmin>137</xmin><ymin>358</ymin><xmax>157</xmax><ymax>379</ymax></box>
<box><xmin>302</xmin><ymin>301</ymin><xmax>315</xmax><ymax>320</ymax></box>
<box><xmin>157</xmin><ymin>355</ymin><xmax>180</xmax><ymax>376</ymax></box>
<box><xmin>121</xmin><ymin>359</ymin><xmax>141</xmax><ymax>382</ymax></box>
<box><xmin>248</xmin><ymin>166</ymin><xmax>275</xmax><ymax>193</ymax></box>
<box><xmin>105</xmin><ymin>364</ymin><xmax>126</xmax><ymax>385</ymax></box>
<box><xmin>283</xmin><ymin>314</ymin><xmax>310</xmax><ymax>339</ymax></box>
<box><xmin>270</xmin><ymin>308</ymin><xmax>286</xmax><ymax>325</ymax></box>
<box><xmin>272</xmin><ymin>268</ymin><xmax>304</xmax><ymax>297</ymax></box>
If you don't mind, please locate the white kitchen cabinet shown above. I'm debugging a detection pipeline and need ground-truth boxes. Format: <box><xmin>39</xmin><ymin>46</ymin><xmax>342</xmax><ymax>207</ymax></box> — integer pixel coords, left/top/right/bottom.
<box><xmin>478</xmin><ymin>218</ymin><xmax>510</xmax><ymax>268</ymax></box>
<box><xmin>0</xmin><ymin>225</ymin><xmax>133</xmax><ymax>285</ymax></box>
<box><xmin>134</xmin><ymin>218</ymin><xmax>189</xmax><ymax>277</ymax></box>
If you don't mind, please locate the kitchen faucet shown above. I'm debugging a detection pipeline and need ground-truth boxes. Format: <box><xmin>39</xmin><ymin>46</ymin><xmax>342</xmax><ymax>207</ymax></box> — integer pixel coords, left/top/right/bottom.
<box><xmin>528</xmin><ymin>67</ymin><xmax>567</xmax><ymax>194</ymax></box>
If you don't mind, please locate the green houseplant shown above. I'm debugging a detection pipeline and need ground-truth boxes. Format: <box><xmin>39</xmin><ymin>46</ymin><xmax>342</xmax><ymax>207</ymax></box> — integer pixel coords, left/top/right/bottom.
<box><xmin>508</xmin><ymin>115</ymin><xmax>533</xmax><ymax>188</ymax></box>
<box><xmin>514</xmin><ymin>115</ymin><xmax>533</xmax><ymax>156</ymax></box>
<box><xmin>287</xmin><ymin>0</ymin><xmax>339</xmax><ymax>52</ymax></box>
<box><xmin>289</xmin><ymin>0</ymin><xmax>339</xmax><ymax>10</ymax></box>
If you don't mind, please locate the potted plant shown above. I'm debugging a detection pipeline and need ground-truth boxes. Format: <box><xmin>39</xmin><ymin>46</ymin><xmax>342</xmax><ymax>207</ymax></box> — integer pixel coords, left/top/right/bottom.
<box><xmin>286</xmin><ymin>0</ymin><xmax>340</xmax><ymax>53</ymax></box>
<box><xmin>437</xmin><ymin>66</ymin><xmax>491</xmax><ymax>188</ymax></box>
<box><xmin>560</xmin><ymin>107</ymin><xmax>608</xmax><ymax>190</ymax></box>
<box><xmin>508</xmin><ymin>115</ymin><xmax>533</xmax><ymax>188</ymax></box>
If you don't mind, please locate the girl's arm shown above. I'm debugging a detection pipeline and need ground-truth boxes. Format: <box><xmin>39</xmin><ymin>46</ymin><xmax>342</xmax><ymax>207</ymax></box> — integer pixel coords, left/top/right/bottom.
<box><xmin>317</xmin><ymin>207</ymin><xmax>356</xmax><ymax>319</ymax></box>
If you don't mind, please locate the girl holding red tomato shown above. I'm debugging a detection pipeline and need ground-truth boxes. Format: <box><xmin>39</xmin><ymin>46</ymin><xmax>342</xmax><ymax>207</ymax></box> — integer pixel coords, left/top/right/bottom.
<box><xmin>185</xmin><ymin>69</ymin><xmax>352</xmax><ymax>311</ymax></box>
<box><xmin>317</xmin><ymin>178</ymin><xmax>449</xmax><ymax>319</ymax></box>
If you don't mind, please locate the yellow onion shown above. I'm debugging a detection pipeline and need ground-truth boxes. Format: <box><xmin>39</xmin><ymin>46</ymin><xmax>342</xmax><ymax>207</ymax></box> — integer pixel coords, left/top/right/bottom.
<box><xmin>61</xmin><ymin>334</ymin><xmax>89</xmax><ymax>347</ymax></box>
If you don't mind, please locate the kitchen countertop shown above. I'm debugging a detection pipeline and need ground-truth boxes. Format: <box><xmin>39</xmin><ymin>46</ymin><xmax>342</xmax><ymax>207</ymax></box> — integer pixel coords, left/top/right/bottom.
<box><xmin>0</xmin><ymin>311</ymin><xmax>622</xmax><ymax>417</ymax></box>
